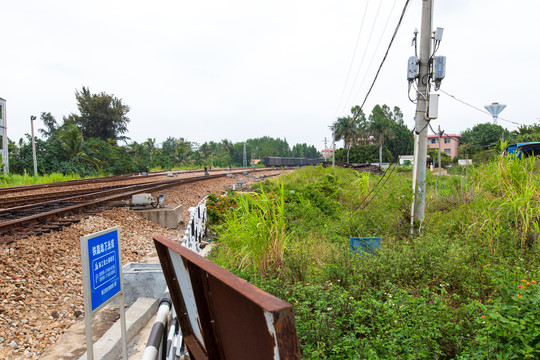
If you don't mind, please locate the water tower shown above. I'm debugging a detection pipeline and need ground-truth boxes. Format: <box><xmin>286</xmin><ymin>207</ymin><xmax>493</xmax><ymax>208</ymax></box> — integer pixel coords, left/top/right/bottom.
<box><xmin>484</xmin><ymin>102</ymin><xmax>506</xmax><ymax>125</ymax></box>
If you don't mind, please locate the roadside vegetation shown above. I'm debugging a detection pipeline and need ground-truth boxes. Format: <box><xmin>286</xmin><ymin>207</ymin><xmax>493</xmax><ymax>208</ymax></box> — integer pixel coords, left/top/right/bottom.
<box><xmin>0</xmin><ymin>171</ymin><xmax>84</xmax><ymax>188</ymax></box>
<box><xmin>3</xmin><ymin>87</ymin><xmax>537</xmax><ymax>182</ymax></box>
<box><xmin>206</xmin><ymin>153</ymin><xmax>540</xmax><ymax>359</ymax></box>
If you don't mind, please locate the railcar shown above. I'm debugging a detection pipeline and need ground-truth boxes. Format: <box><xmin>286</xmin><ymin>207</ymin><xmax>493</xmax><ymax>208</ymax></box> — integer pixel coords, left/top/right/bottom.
<box><xmin>263</xmin><ymin>157</ymin><xmax>325</xmax><ymax>167</ymax></box>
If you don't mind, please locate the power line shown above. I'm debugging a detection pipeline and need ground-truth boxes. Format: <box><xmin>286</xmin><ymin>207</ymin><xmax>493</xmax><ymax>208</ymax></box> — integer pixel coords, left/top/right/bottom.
<box><xmin>341</xmin><ymin>0</ymin><xmax>384</xmax><ymax>114</ymax></box>
<box><xmin>334</xmin><ymin>0</ymin><xmax>371</xmax><ymax>117</ymax></box>
<box><xmin>439</xmin><ymin>89</ymin><xmax>525</xmax><ymax>126</ymax></box>
<box><xmin>354</xmin><ymin>126</ymin><xmax>415</xmax><ymax>212</ymax></box>
<box><xmin>351</xmin><ymin>0</ymin><xmax>399</xmax><ymax>107</ymax></box>
<box><xmin>359</xmin><ymin>0</ymin><xmax>411</xmax><ymax>110</ymax></box>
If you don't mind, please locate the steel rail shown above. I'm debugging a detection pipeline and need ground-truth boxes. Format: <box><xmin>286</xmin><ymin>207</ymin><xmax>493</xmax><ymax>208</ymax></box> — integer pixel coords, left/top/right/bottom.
<box><xmin>0</xmin><ymin>168</ymin><xmax>279</xmax><ymax>235</ymax></box>
<box><xmin>0</xmin><ymin>168</ymin><xmax>244</xmax><ymax>207</ymax></box>
<box><xmin>0</xmin><ymin>171</ymin><xmax>210</xmax><ymax>208</ymax></box>
<box><xmin>0</xmin><ymin>168</ymin><xmax>206</xmax><ymax>195</ymax></box>
<box><xmin>0</xmin><ymin>167</ymin><xmax>249</xmax><ymax>196</ymax></box>
<box><xmin>0</xmin><ymin>184</ymin><xmax>131</xmax><ymax>208</ymax></box>
<box><xmin>0</xmin><ymin>174</ymin><xmax>222</xmax><ymax>217</ymax></box>
<box><xmin>0</xmin><ymin>173</ymin><xmax>222</xmax><ymax>232</ymax></box>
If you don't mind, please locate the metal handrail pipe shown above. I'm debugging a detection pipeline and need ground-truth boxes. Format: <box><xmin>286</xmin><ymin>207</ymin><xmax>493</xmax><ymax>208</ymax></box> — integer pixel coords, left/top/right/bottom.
<box><xmin>165</xmin><ymin>317</ymin><xmax>178</xmax><ymax>359</ymax></box>
<box><xmin>141</xmin><ymin>291</ymin><xmax>172</xmax><ymax>360</ymax></box>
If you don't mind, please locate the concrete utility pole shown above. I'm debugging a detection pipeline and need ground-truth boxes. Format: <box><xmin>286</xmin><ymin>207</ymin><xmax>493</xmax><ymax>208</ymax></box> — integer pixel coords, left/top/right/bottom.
<box><xmin>332</xmin><ymin>133</ymin><xmax>336</xmax><ymax>169</ymax></box>
<box><xmin>30</xmin><ymin>115</ymin><xmax>37</xmax><ymax>176</ymax></box>
<box><xmin>437</xmin><ymin>125</ymin><xmax>443</xmax><ymax>176</ymax></box>
<box><xmin>411</xmin><ymin>0</ymin><xmax>433</xmax><ymax>234</ymax></box>
<box><xmin>242</xmin><ymin>142</ymin><xmax>247</xmax><ymax>168</ymax></box>
<box><xmin>0</xmin><ymin>98</ymin><xmax>8</xmax><ymax>173</ymax></box>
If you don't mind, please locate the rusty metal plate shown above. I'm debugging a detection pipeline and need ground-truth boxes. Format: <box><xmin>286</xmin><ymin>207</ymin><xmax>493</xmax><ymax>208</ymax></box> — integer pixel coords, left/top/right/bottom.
<box><xmin>153</xmin><ymin>234</ymin><xmax>301</xmax><ymax>360</ymax></box>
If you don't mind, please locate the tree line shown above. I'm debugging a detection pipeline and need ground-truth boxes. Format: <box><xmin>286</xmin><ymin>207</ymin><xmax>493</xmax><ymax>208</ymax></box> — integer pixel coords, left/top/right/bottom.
<box><xmin>458</xmin><ymin>122</ymin><xmax>540</xmax><ymax>163</ymax></box>
<box><xmin>4</xmin><ymin>87</ymin><xmax>320</xmax><ymax>176</ymax></box>
<box><xmin>5</xmin><ymin>86</ymin><xmax>537</xmax><ymax>176</ymax></box>
<box><xmin>330</xmin><ymin>104</ymin><xmax>413</xmax><ymax>164</ymax></box>
<box><xmin>330</xmin><ymin>104</ymin><xmax>539</xmax><ymax>166</ymax></box>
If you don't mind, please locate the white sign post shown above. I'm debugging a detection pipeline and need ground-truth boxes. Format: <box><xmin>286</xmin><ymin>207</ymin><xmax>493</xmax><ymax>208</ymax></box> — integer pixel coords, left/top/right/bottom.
<box><xmin>80</xmin><ymin>226</ymin><xmax>127</xmax><ymax>359</ymax></box>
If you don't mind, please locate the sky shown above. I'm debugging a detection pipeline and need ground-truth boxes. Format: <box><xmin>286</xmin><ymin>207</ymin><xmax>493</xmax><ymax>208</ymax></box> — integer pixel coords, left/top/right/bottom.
<box><xmin>1</xmin><ymin>0</ymin><xmax>539</xmax><ymax>151</ymax></box>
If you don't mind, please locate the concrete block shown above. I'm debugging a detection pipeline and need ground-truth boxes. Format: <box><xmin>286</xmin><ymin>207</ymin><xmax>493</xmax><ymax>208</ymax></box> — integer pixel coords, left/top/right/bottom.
<box><xmin>121</xmin><ymin>263</ymin><xmax>167</xmax><ymax>306</ymax></box>
<box><xmin>134</xmin><ymin>204</ymin><xmax>183</xmax><ymax>229</ymax></box>
<box><xmin>78</xmin><ymin>297</ymin><xmax>159</xmax><ymax>360</ymax></box>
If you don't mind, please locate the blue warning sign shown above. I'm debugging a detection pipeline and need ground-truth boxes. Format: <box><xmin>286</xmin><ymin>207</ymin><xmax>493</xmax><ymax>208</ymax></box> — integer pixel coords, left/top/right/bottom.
<box><xmin>85</xmin><ymin>228</ymin><xmax>122</xmax><ymax>311</ymax></box>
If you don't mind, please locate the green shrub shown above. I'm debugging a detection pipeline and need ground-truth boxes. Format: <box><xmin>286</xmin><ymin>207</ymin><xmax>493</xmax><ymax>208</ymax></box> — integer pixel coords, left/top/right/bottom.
<box><xmin>460</xmin><ymin>271</ymin><xmax>540</xmax><ymax>359</ymax></box>
<box><xmin>206</xmin><ymin>191</ymin><xmax>239</xmax><ymax>224</ymax></box>
<box><xmin>207</xmin><ymin>159</ymin><xmax>539</xmax><ymax>358</ymax></box>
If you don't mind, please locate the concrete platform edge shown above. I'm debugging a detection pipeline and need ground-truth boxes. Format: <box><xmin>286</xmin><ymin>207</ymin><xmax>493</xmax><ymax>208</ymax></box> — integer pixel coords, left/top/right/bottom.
<box><xmin>78</xmin><ymin>297</ymin><xmax>159</xmax><ymax>360</ymax></box>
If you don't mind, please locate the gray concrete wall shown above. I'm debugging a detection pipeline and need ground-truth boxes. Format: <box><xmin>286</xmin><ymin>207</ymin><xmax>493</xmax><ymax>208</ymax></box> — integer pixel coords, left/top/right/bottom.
<box><xmin>121</xmin><ymin>263</ymin><xmax>167</xmax><ymax>306</ymax></box>
<box><xmin>134</xmin><ymin>205</ymin><xmax>183</xmax><ymax>229</ymax></box>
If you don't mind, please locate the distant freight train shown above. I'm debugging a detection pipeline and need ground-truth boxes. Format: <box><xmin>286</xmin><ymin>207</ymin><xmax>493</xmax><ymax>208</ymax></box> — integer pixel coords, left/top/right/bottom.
<box><xmin>264</xmin><ymin>157</ymin><xmax>325</xmax><ymax>167</ymax></box>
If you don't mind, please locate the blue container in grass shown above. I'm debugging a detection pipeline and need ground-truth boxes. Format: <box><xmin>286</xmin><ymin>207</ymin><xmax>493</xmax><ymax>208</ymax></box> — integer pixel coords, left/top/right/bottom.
<box><xmin>350</xmin><ymin>237</ymin><xmax>382</xmax><ymax>255</ymax></box>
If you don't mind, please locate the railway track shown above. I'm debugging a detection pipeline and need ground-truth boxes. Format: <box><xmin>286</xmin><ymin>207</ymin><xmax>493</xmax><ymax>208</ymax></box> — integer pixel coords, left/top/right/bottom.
<box><xmin>0</xmin><ymin>168</ymin><xmax>251</xmax><ymax>197</ymax></box>
<box><xmin>0</xmin><ymin>168</ymin><xmax>211</xmax><ymax>196</ymax></box>
<box><xmin>0</xmin><ymin>167</ymin><xmax>277</xmax><ymax>243</ymax></box>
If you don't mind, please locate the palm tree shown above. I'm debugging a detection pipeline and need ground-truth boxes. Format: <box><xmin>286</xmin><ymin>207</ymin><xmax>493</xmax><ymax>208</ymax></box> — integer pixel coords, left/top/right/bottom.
<box><xmin>38</xmin><ymin>112</ymin><xmax>59</xmax><ymax>139</ymax></box>
<box><xmin>144</xmin><ymin>138</ymin><xmax>157</xmax><ymax>164</ymax></box>
<box><xmin>57</xmin><ymin>123</ymin><xmax>84</xmax><ymax>160</ymax></box>
<box><xmin>368</xmin><ymin>105</ymin><xmax>395</xmax><ymax>164</ymax></box>
<box><xmin>330</xmin><ymin>116</ymin><xmax>360</xmax><ymax>163</ymax></box>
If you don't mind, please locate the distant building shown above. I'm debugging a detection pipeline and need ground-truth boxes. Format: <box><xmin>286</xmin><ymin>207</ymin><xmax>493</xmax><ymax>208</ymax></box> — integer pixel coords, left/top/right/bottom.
<box><xmin>321</xmin><ymin>149</ymin><xmax>333</xmax><ymax>160</ymax></box>
<box><xmin>427</xmin><ymin>134</ymin><xmax>461</xmax><ymax>159</ymax></box>
<box><xmin>398</xmin><ymin>155</ymin><xmax>414</xmax><ymax>165</ymax></box>
<box><xmin>0</xmin><ymin>97</ymin><xmax>7</xmax><ymax>173</ymax></box>
<box><xmin>398</xmin><ymin>154</ymin><xmax>433</xmax><ymax>167</ymax></box>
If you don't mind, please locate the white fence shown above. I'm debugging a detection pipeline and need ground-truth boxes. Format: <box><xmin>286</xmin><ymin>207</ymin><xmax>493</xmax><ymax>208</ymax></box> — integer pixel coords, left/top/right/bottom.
<box><xmin>143</xmin><ymin>197</ymin><xmax>209</xmax><ymax>360</ymax></box>
<box><xmin>182</xmin><ymin>196</ymin><xmax>208</xmax><ymax>253</ymax></box>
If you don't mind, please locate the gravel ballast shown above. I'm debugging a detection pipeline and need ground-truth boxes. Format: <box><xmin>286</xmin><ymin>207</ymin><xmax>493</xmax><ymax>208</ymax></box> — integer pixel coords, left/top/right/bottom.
<box><xmin>0</xmin><ymin>171</ymin><xmax>287</xmax><ymax>359</ymax></box>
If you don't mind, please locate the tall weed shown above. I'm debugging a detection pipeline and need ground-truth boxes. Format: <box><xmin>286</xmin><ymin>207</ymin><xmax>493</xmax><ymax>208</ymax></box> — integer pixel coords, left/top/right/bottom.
<box><xmin>472</xmin><ymin>152</ymin><xmax>539</xmax><ymax>249</ymax></box>
<box><xmin>211</xmin><ymin>184</ymin><xmax>291</xmax><ymax>274</ymax></box>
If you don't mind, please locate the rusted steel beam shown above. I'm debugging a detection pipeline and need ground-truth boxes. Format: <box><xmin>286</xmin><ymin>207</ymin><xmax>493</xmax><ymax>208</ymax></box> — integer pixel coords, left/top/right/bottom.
<box><xmin>153</xmin><ymin>234</ymin><xmax>301</xmax><ymax>360</ymax></box>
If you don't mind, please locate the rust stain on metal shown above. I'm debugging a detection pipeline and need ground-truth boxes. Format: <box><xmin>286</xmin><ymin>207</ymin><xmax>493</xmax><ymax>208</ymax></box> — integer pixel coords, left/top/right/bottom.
<box><xmin>274</xmin><ymin>309</ymin><xmax>301</xmax><ymax>359</ymax></box>
<box><xmin>154</xmin><ymin>236</ymin><xmax>208</xmax><ymax>359</ymax></box>
<box><xmin>154</xmin><ymin>234</ymin><xmax>301</xmax><ymax>360</ymax></box>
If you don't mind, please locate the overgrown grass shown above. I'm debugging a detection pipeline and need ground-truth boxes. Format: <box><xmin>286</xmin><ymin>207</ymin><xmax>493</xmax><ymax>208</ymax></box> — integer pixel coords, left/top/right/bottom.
<box><xmin>0</xmin><ymin>171</ymin><xmax>84</xmax><ymax>187</ymax></box>
<box><xmin>207</xmin><ymin>156</ymin><xmax>540</xmax><ymax>359</ymax></box>
<box><xmin>211</xmin><ymin>184</ymin><xmax>291</xmax><ymax>275</ymax></box>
